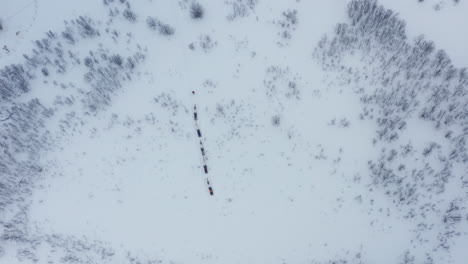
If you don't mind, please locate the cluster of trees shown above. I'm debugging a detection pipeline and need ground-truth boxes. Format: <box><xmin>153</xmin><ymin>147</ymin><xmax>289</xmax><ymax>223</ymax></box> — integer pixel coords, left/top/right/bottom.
<box><xmin>1</xmin><ymin>2</ymin><xmax>148</xmax><ymax>261</ymax></box>
<box><xmin>0</xmin><ymin>99</ymin><xmax>51</xmax><ymax>222</ymax></box>
<box><xmin>20</xmin><ymin>15</ymin><xmax>100</xmax><ymax>79</ymax></box>
<box><xmin>62</xmin><ymin>16</ymin><xmax>100</xmax><ymax>44</ymax></box>
<box><xmin>276</xmin><ymin>9</ymin><xmax>298</xmax><ymax>46</ymax></box>
<box><xmin>328</xmin><ymin>118</ymin><xmax>351</xmax><ymax>128</ymax></box>
<box><xmin>0</xmin><ymin>65</ymin><xmax>31</xmax><ymax>103</ymax></box>
<box><xmin>0</xmin><ymin>17</ymin><xmax>99</xmax><ymax>262</ymax></box>
<box><xmin>20</xmin><ymin>12</ymin><xmax>147</xmax><ymax>115</ymax></box>
<box><xmin>212</xmin><ymin>99</ymin><xmax>255</xmax><ymax>140</ymax></box>
<box><xmin>20</xmin><ymin>11</ymin><xmax>148</xmax><ymax>115</ymax></box>
<box><xmin>75</xmin><ymin>16</ymin><xmax>100</xmax><ymax>38</ymax></box>
<box><xmin>313</xmin><ymin>0</ymin><xmax>468</xmax><ymax>259</ymax></box>
<box><xmin>154</xmin><ymin>92</ymin><xmax>182</xmax><ymax>116</ymax></box>
<box><xmin>82</xmin><ymin>47</ymin><xmax>146</xmax><ymax>114</ymax></box>
<box><xmin>103</xmin><ymin>0</ymin><xmax>137</xmax><ymax>24</ymax></box>
<box><xmin>2</xmin><ymin>229</ymin><xmax>164</xmax><ymax>263</ymax></box>
<box><xmin>274</xmin><ymin>9</ymin><xmax>299</xmax><ymax>47</ymax></box>
<box><xmin>264</xmin><ymin>65</ymin><xmax>301</xmax><ymax>102</ymax></box>
<box><xmin>146</xmin><ymin>17</ymin><xmax>175</xmax><ymax>36</ymax></box>
<box><xmin>198</xmin><ymin>34</ymin><xmax>217</xmax><ymax>53</ymax></box>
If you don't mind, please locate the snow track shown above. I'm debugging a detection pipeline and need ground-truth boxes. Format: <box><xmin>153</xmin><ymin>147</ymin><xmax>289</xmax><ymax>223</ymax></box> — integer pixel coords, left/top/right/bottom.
<box><xmin>0</xmin><ymin>0</ymin><xmax>38</xmax><ymax>58</ymax></box>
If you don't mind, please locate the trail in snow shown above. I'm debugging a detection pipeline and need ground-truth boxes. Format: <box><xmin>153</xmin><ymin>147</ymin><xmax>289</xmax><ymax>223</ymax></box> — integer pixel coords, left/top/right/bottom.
<box><xmin>4</xmin><ymin>0</ymin><xmax>36</xmax><ymax>21</ymax></box>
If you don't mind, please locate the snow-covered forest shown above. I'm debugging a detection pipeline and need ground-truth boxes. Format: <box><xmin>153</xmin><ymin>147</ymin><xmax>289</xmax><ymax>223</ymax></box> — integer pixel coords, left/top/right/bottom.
<box><xmin>0</xmin><ymin>0</ymin><xmax>467</xmax><ymax>263</ymax></box>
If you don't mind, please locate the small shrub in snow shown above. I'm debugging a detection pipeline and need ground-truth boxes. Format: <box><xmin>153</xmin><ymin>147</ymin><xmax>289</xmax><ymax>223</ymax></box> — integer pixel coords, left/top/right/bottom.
<box><xmin>271</xmin><ymin>115</ymin><xmax>281</xmax><ymax>126</ymax></box>
<box><xmin>109</xmin><ymin>54</ymin><xmax>123</xmax><ymax>67</ymax></box>
<box><xmin>400</xmin><ymin>251</ymin><xmax>416</xmax><ymax>264</ymax></box>
<box><xmin>125</xmin><ymin>57</ymin><xmax>135</xmax><ymax>69</ymax></box>
<box><xmin>228</xmin><ymin>3</ymin><xmax>247</xmax><ymax>20</ymax></box>
<box><xmin>442</xmin><ymin>199</ymin><xmax>463</xmax><ymax>226</ymax></box>
<box><xmin>282</xmin><ymin>9</ymin><xmax>298</xmax><ymax>26</ymax></box>
<box><xmin>339</xmin><ymin>118</ymin><xmax>350</xmax><ymax>127</ymax></box>
<box><xmin>84</xmin><ymin>57</ymin><xmax>94</xmax><ymax>67</ymax></box>
<box><xmin>46</xmin><ymin>30</ymin><xmax>56</xmax><ymax>39</ymax></box>
<box><xmin>285</xmin><ymin>81</ymin><xmax>300</xmax><ymax>99</ymax></box>
<box><xmin>199</xmin><ymin>34</ymin><xmax>217</xmax><ymax>53</ymax></box>
<box><xmin>123</xmin><ymin>9</ymin><xmax>137</xmax><ymax>22</ymax></box>
<box><xmin>146</xmin><ymin>17</ymin><xmax>158</xmax><ymax>30</ymax></box>
<box><xmin>226</xmin><ymin>0</ymin><xmax>258</xmax><ymax>20</ymax></box>
<box><xmin>75</xmin><ymin>16</ymin><xmax>99</xmax><ymax>38</ymax></box>
<box><xmin>61</xmin><ymin>27</ymin><xmax>76</xmax><ymax>44</ymax></box>
<box><xmin>190</xmin><ymin>3</ymin><xmax>204</xmax><ymax>19</ymax></box>
<box><xmin>41</xmin><ymin>68</ymin><xmax>49</xmax><ymax>77</ymax></box>
<box><xmin>159</xmin><ymin>23</ymin><xmax>175</xmax><ymax>36</ymax></box>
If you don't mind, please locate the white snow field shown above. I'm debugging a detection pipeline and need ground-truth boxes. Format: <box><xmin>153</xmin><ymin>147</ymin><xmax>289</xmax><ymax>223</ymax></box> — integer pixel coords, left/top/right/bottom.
<box><xmin>1</xmin><ymin>0</ymin><xmax>467</xmax><ymax>263</ymax></box>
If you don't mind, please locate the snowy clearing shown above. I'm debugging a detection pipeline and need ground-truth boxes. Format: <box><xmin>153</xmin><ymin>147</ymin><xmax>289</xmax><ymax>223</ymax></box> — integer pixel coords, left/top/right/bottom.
<box><xmin>1</xmin><ymin>0</ymin><xmax>467</xmax><ymax>264</ymax></box>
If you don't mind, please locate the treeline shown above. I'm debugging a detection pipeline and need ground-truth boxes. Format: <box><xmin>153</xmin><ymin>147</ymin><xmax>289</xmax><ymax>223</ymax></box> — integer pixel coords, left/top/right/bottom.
<box><xmin>313</xmin><ymin>0</ymin><xmax>468</xmax><ymax>259</ymax></box>
<box><xmin>0</xmin><ymin>6</ymin><xmax>148</xmax><ymax>263</ymax></box>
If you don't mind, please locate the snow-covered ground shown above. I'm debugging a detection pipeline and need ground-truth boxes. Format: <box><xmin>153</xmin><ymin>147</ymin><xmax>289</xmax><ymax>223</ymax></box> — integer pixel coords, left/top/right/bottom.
<box><xmin>1</xmin><ymin>0</ymin><xmax>467</xmax><ymax>263</ymax></box>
